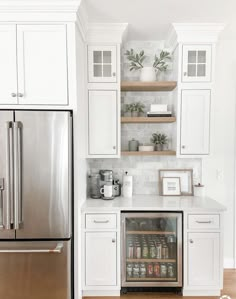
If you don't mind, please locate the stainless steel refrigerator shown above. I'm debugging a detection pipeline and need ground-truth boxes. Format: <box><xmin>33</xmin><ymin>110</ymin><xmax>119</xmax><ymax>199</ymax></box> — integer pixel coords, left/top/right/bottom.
<box><xmin>0</xmin><ymin>110</ymin><xmax>72</xmax><ymax>299</ymax></box>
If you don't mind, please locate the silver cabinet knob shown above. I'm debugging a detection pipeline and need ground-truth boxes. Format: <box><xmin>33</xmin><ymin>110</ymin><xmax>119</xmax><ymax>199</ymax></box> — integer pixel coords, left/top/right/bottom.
<box><xmin>182</xmin><ymin>145</ymin><xmax>186</xmax><ymax>149</ymax></box>
<box><xmin>112</xmin><ymin>238</ymin><xmax>116</xmax><ymax>243</ymax></box>
<box><xmin>112</xmin><ymin>72</ymin><xmax>116</xmax><ymax>77</ymax></box>
<box><xmin>113</xmin><ymin>146</ymin><xmax>116</xmax><ymax>150</ymax></box>
<box><xmin>18</xmin><ymin>93</ymin><xmax>24</xmax><ymax>97</ymax></box>
<box><xmin>189</xmin><ymin>239</ymin><xmax>194</xmax><ymax>244</ymax></box>
<box><xmin>11</xmin><ymin>93</ymin><xmax>17</xmax><ymax>97</ymax></box>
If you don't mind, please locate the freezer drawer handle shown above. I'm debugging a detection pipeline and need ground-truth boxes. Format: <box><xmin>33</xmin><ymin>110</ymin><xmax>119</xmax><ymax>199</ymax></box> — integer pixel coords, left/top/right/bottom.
<box><xmin>196</xmin><ymin>220</ymin><xmax>212</xmax><ymax>224</ymax></box>
<box><xmin>0</xmin><ymin>242</ymin><xmax>64</xmax><ymax>254</ymax></box>
<box><xmin>93</xmin><ymin>220</ymin><xmax>109</xmax><ymax>224</ymax></box>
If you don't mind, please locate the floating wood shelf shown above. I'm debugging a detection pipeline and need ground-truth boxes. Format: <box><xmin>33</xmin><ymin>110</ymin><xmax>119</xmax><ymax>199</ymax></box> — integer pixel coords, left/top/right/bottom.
<box><xmin>127</xmin><ymin>278</ymin><xmax>175</xmax><ymax>281</ymax></box>
<box><xmin>121</xmin><ymin>81</ymin><xmax>177</xmax><ymax>92</ymax></box>
<box><xmin>126</xmin><ymin>231</ymin><xmax>176</xmax><ymax>235</ymax></box>
<box><xmin>121</xmin><ymin>151</ymin><xmax>176</xmax><ymax>156</ymax></box>
<box><xmin>121</xmin><ymin>117</ymin><xmax>176</xmax><ymax>123</ymax></box>
<box><xmin>126</xmin><ymin>259</ymin><xmax>176</xmax><ymax>263</ymax></box>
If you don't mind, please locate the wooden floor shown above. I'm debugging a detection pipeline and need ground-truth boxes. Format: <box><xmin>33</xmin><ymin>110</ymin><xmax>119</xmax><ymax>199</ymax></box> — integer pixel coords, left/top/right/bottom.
<box><xmin>84</xmin><ymin>269</ymin><xmax>236</xmax><ymax>299</ymax></box>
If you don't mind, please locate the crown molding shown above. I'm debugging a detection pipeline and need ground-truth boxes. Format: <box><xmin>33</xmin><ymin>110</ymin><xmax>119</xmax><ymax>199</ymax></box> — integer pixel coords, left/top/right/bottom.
<box><xmin>166</xmin><ymin>23</ymin><xmax>225</xmax><ymax>50</ymax></box>
<box><xmin>86</xmin><ymin>23</ymin><xmax>128</xmax><ymax>44</ymax></box>
<box><xmin>0</xmin><ymin>1</ymin><xmax>81</xmax><ymax>13</ymax></box>
<box><xmin>76</xmin><ymin>0</ymin><xmax>88</xmax><ymax>41</ymax></box>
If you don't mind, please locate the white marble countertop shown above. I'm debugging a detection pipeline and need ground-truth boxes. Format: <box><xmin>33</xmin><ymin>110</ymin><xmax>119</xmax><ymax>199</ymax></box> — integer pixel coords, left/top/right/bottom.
<box><xmin>82</xmin><ymin>195</ymin><xmax>226</xmax><ymax>212</ymax></box>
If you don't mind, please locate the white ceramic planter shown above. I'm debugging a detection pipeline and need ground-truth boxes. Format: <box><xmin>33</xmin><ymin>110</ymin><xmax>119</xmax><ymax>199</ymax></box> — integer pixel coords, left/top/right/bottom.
<box><xmin>140</xmin><ymin>67</ymin><xmax>156</xmax><ymax>81</ymax></box>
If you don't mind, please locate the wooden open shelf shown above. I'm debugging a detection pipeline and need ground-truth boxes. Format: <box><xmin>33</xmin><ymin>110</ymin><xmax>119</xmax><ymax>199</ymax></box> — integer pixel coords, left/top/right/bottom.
<box><xmin>126</xmin><ymin>259</ymin><xmax>176</xmax><ymax>263</ymax></box>
<box><xmin>121</xmin><ymin>117</ymin><xmax>176</xmax><ymax>123</ymax></box>
<box><xmin>121</xmin><ymin>151</ymin><xmax>176</xmax><ymax>156</ymax></box>
<box><xmin>121</xmin><ymin>81</ymin><xmax>177</xmax><ymax>92</ymax></box>
<box><xmin>126</xmin><ymin>231</ymin><xmax>176</xmax><ymax>235</ymax></box>
<box><xmin>127</xmin><ymin>277</ymin><xmax>175</xmax><ymax>281</ymax></box>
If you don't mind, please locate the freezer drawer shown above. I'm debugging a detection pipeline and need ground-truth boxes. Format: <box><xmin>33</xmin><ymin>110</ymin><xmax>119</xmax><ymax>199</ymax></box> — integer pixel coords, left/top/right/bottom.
<box><xmin>0</xmin><ymin>240</ymin><xmax>71</xmax><ymax>299</ymax></box>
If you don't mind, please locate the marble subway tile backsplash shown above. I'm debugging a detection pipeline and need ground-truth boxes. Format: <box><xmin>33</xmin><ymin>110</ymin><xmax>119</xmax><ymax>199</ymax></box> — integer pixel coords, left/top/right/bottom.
<box><xmin>88</xmin><ymin>157</ymin><xmax>202</xmax><ymax>195</ymax></box>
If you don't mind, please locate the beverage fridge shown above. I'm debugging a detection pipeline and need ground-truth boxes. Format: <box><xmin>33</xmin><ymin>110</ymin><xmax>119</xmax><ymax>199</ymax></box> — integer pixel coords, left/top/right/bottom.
<box><xmin>121</xmin><ymin>212</ymin><xmax>182</xmax><ymax>287</ymax></box>
<box><xmin>0</xmin><ymin>110</ymin><xmax>72</xmax><ymax>299</ymax></box>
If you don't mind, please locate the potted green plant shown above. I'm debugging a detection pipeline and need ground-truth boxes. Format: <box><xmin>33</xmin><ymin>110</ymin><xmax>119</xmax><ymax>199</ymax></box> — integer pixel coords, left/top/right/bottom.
<box><xmin>150</xmin><ymin>133</ymin><xmax>168</xmax><ymax>151</ymax></box>
<box><xmin>136</xmin><ymin>102</ymin><xmax>145</xmax><ymax>117</ymax></box>
<box><xmin>124</xmin><ymin>104</ymin><xmax>132</xmax><ymax>117</ymax></box>
<box><xmin>125</xmin><ymin>49</ymin><xmax>171</xmax><ymax>82</ymax></box>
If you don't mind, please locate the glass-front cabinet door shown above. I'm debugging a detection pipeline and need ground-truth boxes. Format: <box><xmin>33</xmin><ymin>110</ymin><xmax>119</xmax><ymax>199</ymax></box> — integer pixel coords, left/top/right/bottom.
<box><xmin>88</xmin><ymin>45</ymin><xmax>117</xmax><ymax>83</ymax></box>
<box><xmin>182</xmin><ymin>45</ymin><xmax>212</xmax><ymax>82</ymax></box>
<box><xmin>121</xmin><ymin>212</ymin><xmax>182</xmax><ymax>287</ymax></box>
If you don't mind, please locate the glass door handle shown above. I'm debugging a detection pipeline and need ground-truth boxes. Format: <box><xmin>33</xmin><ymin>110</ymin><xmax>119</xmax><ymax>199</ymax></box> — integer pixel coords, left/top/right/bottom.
<box><xmin>0</xmin><ymin>242</ymin><xmax>63</xmax><ymax>254</ymax></box>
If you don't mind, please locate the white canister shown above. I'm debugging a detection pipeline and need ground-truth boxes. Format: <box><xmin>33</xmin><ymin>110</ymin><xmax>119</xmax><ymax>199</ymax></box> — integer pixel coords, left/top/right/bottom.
<box><xmin>122</xmin><ymin>172</ymin><xmax>133</xmax><ymax>198</ymax></box>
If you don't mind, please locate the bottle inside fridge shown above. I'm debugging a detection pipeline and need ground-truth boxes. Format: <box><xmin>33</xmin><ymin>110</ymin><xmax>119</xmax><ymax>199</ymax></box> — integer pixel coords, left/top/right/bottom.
<box><xmin>122</xmin><ymin>212</ymin><xmax>182</xmax><ymax>287</ymax></box>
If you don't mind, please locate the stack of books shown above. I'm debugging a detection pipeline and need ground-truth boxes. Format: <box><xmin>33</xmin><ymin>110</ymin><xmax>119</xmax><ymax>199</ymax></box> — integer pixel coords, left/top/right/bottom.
<box><xmin>147</xmin><ymin>104</ymin><xmax>172</xmax><ymax>117</ymax></box>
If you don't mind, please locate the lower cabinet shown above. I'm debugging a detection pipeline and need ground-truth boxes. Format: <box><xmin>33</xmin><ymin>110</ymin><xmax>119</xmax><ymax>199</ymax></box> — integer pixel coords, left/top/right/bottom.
<box><xmin>88</xmin><ymin>90</ymin><xmax>118</xmax><ymax>157</ymax></box>
<box><xmin>187</xmin><ymin>232</ymin><xmax>220</xmax><ymax>287</ymax></box>
<box><xmin>85</xmin><ymin>232</ymin><xmax>117</xmax><ymax>286</ymax></box>
<box><xmin>180</xmin><ymin>89</ymin><xmax>211</xmax><ymax>156</ymax></box>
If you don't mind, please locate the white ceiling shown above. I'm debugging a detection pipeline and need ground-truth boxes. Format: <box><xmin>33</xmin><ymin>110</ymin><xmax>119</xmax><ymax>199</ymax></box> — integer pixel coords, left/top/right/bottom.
<box><xmin>84</xmin><ymin>0</ymin><xmax>236</xmax><ymax>40</ymax></box>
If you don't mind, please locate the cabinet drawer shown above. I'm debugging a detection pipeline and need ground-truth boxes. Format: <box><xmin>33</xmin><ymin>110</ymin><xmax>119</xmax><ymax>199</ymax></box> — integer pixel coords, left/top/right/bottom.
<box><xmin>188</xmin><ymin>214</ymin><xmax>220</xmax><ymax>229</ymax></box>
<box><xmin>86</xmin><ymin>213</ymin><xmax>117</xmax><ymax>229</ymax></box>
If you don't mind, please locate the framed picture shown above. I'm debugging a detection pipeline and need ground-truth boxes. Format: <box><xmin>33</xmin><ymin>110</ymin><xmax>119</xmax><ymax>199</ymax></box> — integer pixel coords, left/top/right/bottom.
<box><xmin>159</xmin><ymin>169</ymin><xmax>194</xmax><ymax>196</ymax></box>
<box><xmin>162</xmin><ymin>177</ymin><xmax>181</xmax><ymax>196</ymax></box>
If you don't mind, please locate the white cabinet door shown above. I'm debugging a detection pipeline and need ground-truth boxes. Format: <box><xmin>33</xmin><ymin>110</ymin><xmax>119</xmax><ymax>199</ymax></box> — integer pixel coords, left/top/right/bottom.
<box><xmin>180</xmin><ymin>90</ymin><xmax>210</xmax><ymax>155</ymax></box>
<box><xmin>0</xmin><ymin>25</ymin><xmax>17</xmax><ymax>104</ymax></box>
<box><xmin>17</xmin><ymin>25</ymin><xmax>68</xmax><ymax>105</ymax></box>
<box><xmin>88</xmin><ymin>45</ymin><xmax>117</xmax><ymax>83</ymax></box>
<box><xmin>85</xmin><ymin>232</ymin><xmax>117</xmax><ymax>286</ymax></box>
<box><xmin>88</xmin><ymin>90</ymin><xmax>117</xmax><ymax>156</ymax></box>
<box><xmin>188</xmin><ymin>233</ymin><xmax>220</xmax><ymax>287</ymax></box>
<box><xmin>182</xmin><ymin>45</ymin><xmax>212</xmax><ymax>82</ymax></box>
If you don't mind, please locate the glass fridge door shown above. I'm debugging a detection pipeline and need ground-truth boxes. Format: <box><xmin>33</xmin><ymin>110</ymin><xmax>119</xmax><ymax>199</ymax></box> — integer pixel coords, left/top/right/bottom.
<box><xmin>122</xmin><ymin>212</ymin><xmax>182</xmax><ymax>287</ymax></box>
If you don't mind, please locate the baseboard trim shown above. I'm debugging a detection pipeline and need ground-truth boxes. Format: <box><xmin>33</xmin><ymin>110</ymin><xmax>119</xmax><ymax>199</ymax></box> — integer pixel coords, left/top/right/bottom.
<box><xmin>82</xmin><ymin>290</ymin><xmax>120</xmax><ymax>296</ymax></box>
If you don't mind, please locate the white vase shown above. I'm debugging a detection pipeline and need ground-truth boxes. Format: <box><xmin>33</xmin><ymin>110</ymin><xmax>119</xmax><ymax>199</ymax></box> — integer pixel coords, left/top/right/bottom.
<box><xmin>140</xmin><ymin>67</ymin><xmax>156</xmax><ymax>82</ymax></box>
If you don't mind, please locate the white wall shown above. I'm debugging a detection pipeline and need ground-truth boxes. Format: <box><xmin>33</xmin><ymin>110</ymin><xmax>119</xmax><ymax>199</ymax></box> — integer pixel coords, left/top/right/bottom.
<box><xmin>203</xmin><ymin>39</ymin><xmax>236</xmax><ymax>268</ymax></box>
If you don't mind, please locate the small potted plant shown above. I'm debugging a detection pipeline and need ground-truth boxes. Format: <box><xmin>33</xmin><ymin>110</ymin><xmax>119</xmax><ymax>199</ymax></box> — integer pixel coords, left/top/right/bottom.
<box><xmin>124</xmin><ymin>104</ymin><xmax>132</xmax><ymax>117</ymax></box>
<box><xmin>125</xmin><ymin>49</ymin><xmax>171</xmax><ymax>82</ymax></box>
<box><xmin>136</xmin><ymin>102</ymin><xmax>145</xmax><ymax>117</ymax></box>
<box><xmin>150</xmin><ymin>133</ymin><xmax>168</xmax><ymax>151</ymax></box>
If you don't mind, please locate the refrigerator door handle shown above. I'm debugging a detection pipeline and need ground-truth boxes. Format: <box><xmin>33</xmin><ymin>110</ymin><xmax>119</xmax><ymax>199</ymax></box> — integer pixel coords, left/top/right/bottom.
<box><xmin>5</xmin><ymin>121</ymin><xmax>13</xmax><ymax>230</ymax></box>
<box><xmin>13</xmin><ymin>122</ymin><xmax>22</xmax><ymax>230</ymax></box>
<box><xmin>0</xmin><ymin>242</ymin><xmax>63</xmax><ymax>253</ymax></box>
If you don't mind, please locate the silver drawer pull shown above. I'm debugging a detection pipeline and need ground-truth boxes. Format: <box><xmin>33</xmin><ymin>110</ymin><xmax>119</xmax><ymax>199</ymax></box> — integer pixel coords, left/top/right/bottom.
<box><xmin>94</xmin><ymin>220</ymin><xmax>109</xmax><ymax>224</ymax></box>
<box><xmin>196</xmin><ymin>220</ymin><xmax>212</xmax><ymax>224</ymax></box>
<box><xmin>0</xmin><ymin>242</ymin><xmax>63</xmax><ymax>254</ymax></box>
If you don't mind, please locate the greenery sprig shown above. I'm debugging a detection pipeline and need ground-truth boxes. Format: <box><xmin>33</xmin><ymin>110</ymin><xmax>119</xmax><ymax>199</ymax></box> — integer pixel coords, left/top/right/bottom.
<box><xmin>125</xmin><ymin>49</ymin><xmax>171</xmax><ymax>72</ymax></box>
<box><xmin>153</xmin><ymin>50</ymin><xmax>171</xmax><ymax>72</ymax></box>
<box><xmin>124</xmin><ymin>49</ymin><xmax>145</xmax><ymax>71</ymax></box>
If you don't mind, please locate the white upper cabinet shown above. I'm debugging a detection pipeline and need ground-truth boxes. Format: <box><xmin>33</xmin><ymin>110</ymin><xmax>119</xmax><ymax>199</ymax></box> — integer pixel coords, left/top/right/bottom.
<box><xmin>182</xmin><ymin>45</ymin><xmax>212</xmax><ymax>82</ymax></box>
<box><xmin>88</xmin><ymin>45</ymin><xmax>117</xmax><ymax>83</ymax></box>
<box><xmin>0</xmin><ymin>25</ymin><xmax>18</xmax><ymax>104</ymax></box>
<box><xmin>17</xmin><ymin>25</ymin><xmax>68</xmax><ymax>105</ymax></box>
<box><xmin>88</xmin><ymin>90</ymin><xmax>117</xmax><ymax>156</ymax></box>
<box><xmin>180</xmin><ymin>89</ymin><xmax>210</xmax><ymax>155</ymax></box>
<box><xmin>0</xmin><ymin>24</ymin><xmax>68</xmax><ymax>106</ymax></box>
<box><xmin>187</xmin><ymin>232</ymin><xmax>220</xmax><ymax>287</ymax></box>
